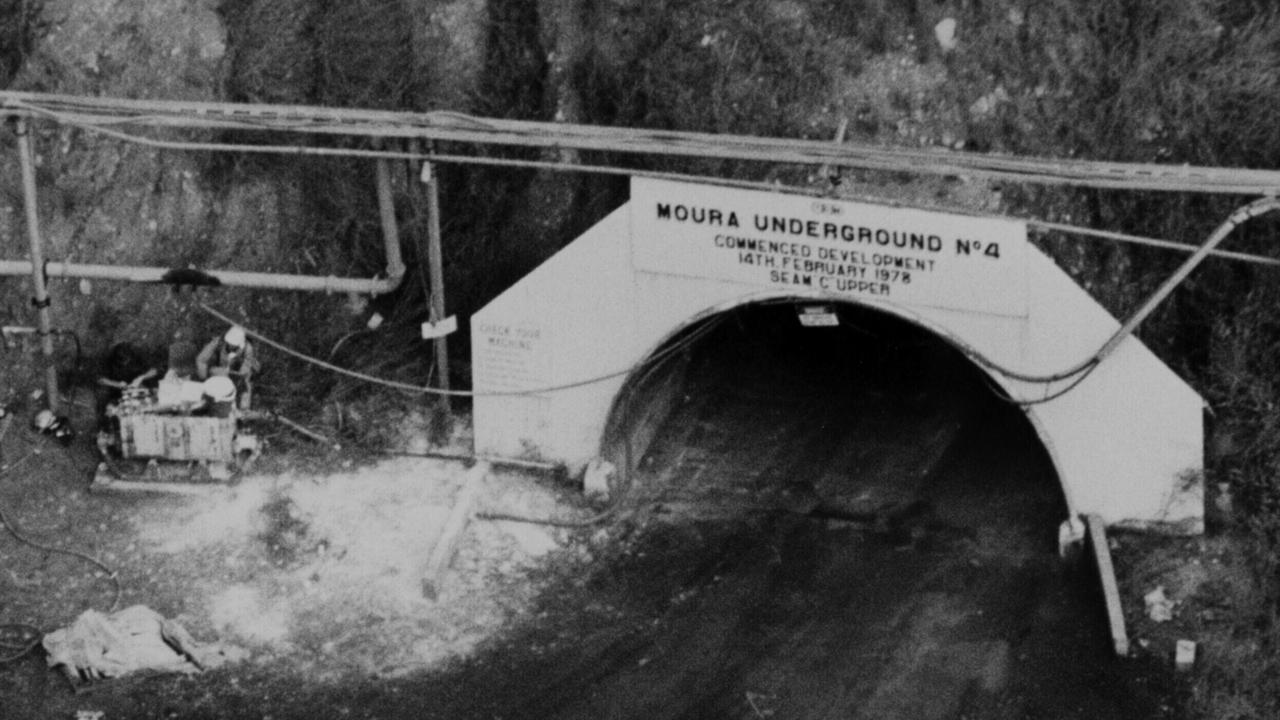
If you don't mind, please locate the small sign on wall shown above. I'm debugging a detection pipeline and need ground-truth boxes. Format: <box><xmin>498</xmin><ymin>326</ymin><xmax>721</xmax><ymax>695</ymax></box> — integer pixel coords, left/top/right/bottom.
<box><xmin>472</xmin><ymin>320</ymin><xmax>546</xmax><ymax>393</ymax></box>
<box><xmin>421</xmin><ymin>315</ymin><xmax>458</xmax><ymax>340</ymax></box>
<box><xmin>797</xmin><ymin>304</ymin><xmax>839</xmax><ymax>327</ymax></box>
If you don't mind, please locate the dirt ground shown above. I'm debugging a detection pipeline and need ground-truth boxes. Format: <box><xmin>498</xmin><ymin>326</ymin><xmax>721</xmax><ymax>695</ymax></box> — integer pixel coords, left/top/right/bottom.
<box><xmin>0</xmin><ymin>315</ymin><xmax>1202</xmax><ymax>719</ymax></box>
<box><xmin>0</xmin><ymin>381</ymin><xmax>592</xmax><ymax>719</ymax></box>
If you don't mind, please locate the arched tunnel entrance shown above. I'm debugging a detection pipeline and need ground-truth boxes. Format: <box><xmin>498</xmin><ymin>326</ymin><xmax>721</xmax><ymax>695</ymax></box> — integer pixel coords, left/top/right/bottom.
<box><xmin>472</xmin><ymin>187</ymin><xmax>1203</xmax><ymax>532</ymax></box>
<box><xmin>601</xmin><ymin>298</ymin><xmax>1068</xmax><ymax>540</ymax></box>
<box><xmin>567</xmin><ymin>300</ymin><xmax>1169</xmax><ymax>717</ymax></box>
<box><xmin>461</xmin><ymin>188</ymin><xmax>1199</xmax><ymax>713</ymax></box>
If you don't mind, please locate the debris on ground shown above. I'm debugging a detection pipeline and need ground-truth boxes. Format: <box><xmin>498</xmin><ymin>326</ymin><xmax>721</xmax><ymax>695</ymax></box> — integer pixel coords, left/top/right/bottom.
<box><xmin>42</xmin><ymin>605</ymin><xmax>243</xmax><ymax>684</ymax></box>
<box><xmin>1144</xmin><ymin>586</ymin><xmax>1174</xmax><ymax>622</ymax></box>
<box><xmin>125</xmin><ymin>457</ymin><xmax>571</xmax><ymax>679</ymax></box>
<box><xmin>1175</xmin><ymin>639</ymin><xmax>1196</xmax><ymax>672</ymax></box>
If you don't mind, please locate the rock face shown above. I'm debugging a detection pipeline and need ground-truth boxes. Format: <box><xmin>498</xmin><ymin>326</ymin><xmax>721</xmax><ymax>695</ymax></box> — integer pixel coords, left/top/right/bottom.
<box><xmin>0</xmin><ymin>1</ymin><xmax>1153</xmax><ymax>362</ymax></box>
<box><xmin>408</xmin><ymin>0</ymin><xmax>488</xmax><ymax>110</ymax></box>
<box><xmin>0</xmin><ymin>1</ymin><xmax>514</xmax><ymax>356</ymax></box>
<box><xmin>1</xmin><ymin>1</ymin><xmax>236</xmax><ymax>350</ymax></box>
<box><xmin>27</xmin><ymin>0</ymin><xmax>225</xmax><ymax>99</ymax></box>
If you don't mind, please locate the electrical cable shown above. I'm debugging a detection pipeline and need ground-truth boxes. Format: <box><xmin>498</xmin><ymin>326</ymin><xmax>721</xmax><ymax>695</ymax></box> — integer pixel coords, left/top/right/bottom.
<box><xmin>21</xmin><ymin>94</ymin><xmax>1280</xmax><ymax>243</ymax></box>
<box><xmin>205</xmin><ymin>186</ymin><xmax>1267</xmax><ymax>407</ymax></box>
<box><xmin>24</xmin><ymin>102</ymin><xmax>821</xmax><ymax>200</ymax></box>
<box><xmin>916</xmin><ymin>197</ymin><xmax>1280</xmax><ymax>388</ymax></box>
<box><xmin>197</xmin><ymin>302</ymin><xmax>725</xmax><ymax>399</ymax></box>
<box><xmin>12</xmin><ymin>92</ymin><xmax>1280</xmax><ymax>194</ymax></box>
<box><xmin>327</xmin><ymin>329</ymin><xmax>375</xmax><ymax>361</ymax></box>
<box><xmin>198</xmin><ymin>305</ymin><xmax>723</xmax><ymax>526</ymax></box>
<box><xmin>1030</xmin><ymin>220</ymin><xmax>1280</xmax><ymax>267</ymax></box>
<box><xmin>0</xmin><ymin>453</ymin><xmax>124</xmax><ymax>663</ymax></box>
<box><xmin>980</xmin><ymin>360</ymin><xmax>1102</xmax><ymax>408</ymax></box>
<box><xmin>17</xmin><ymin>97</ymin><xmax>1280</xmax><ymax>409</ymax></box>
<box><xmin>16</xmin><ymin>97</ymin><xmax>1280</xmax><ymax>272</ymax></box>
<box><xmin>0</xmin><ymin>622</ymin><xmax>41</xmax><ymax>664</ymax></box>
<box><xmin>10</xmin><ymin>101</ymin><xmax>426</xmax><ymax>161</ymax></box>
<box><xmin>753</xmin><ymin>295</ymin><xmax>1102</xmax><ymax>406</ymax></box>
<box><xmin>0</xmin><ymin>500</ymin><xmax>122</xmax><ymax>615</ymax></box>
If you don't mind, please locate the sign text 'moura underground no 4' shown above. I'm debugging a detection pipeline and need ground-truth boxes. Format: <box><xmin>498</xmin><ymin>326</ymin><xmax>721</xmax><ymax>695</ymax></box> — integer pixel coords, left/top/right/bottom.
<box><xmin>630</xmin><ymin>177</ymin><xmax>1028</xmax><ymax>317</ymax></box>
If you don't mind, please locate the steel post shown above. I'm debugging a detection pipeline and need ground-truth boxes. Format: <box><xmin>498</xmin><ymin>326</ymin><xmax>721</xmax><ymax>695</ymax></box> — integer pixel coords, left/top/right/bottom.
<box><xmin>422</xmin><ymin>161</ymin><xmax>451</xmax><ymax>411</ymax></box>
<box><xmin>14</xmin><ymin>118</ymin><xmax>59</xmax><ymax>411</ymax></box>
<box><xmin>374</xmin><ymin>158</ymin><xmax>407</xmax><ymax>285</ymax></box>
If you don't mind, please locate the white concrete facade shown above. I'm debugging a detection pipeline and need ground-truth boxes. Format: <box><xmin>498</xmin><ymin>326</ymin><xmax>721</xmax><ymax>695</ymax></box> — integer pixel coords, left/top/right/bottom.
<box><xmin>472</xmin><ymin>180</ymin><xmax>1204</xmax><ymax>532</ymax></box>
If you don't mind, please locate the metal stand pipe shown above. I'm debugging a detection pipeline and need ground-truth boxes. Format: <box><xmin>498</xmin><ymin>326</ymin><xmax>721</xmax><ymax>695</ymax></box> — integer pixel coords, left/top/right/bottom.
<box><xmin>14</xmin><ymin>118</ymin><xmax>58</xmax><ymax>411</ymax></box>
<box><xmin>374</xmin><ymin>158</ymin><xmax>407</xmax><ymax>286</ymax></box>
<box><xmin>422</xmin><ymin>161</ymin><xmax>451</xmax><ymax>410</ymax></box>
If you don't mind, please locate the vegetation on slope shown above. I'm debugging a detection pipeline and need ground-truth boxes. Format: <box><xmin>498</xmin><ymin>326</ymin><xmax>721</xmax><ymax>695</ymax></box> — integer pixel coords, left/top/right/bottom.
<box><xmin>3</xmin><ymin>2</ymin><xmax>1280</xmax><ymax>713</ymax></box>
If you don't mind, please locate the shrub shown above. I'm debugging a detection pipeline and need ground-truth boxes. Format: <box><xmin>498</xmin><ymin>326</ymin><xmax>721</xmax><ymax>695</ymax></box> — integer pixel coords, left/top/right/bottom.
<box><xmin>0</xmin><ymin>0</ymin><xmax>45</xmax><ymax>89</ymax></box>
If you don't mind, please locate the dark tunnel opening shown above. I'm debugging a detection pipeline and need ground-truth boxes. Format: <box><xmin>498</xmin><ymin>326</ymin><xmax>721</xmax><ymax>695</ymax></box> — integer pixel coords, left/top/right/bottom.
<box><xmin>602</xmin><ymin>298</ymin><xmax>1068</xmax><ymax>537</ymax></box>
<box><xmin>574</xmin><ymin>299</ymin><xmax>1169</xmax><ymax>718</ymax></box>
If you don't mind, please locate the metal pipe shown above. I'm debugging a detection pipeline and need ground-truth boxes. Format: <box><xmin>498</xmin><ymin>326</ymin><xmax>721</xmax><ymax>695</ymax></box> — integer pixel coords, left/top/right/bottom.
<box><xmin>373</xmin><ymin>157</ymin><xmax>407</xmax><ymax>288</ymax></box>
<box><xmin>1095</xmin><ymin>196</ymin><xmax>1280</xmax><ymax>363</ymax></box>
<box><xmin>422</xmin><ymin>161</ymin><xmax>451</xmax><ymax>408</ymax></box>
<box><xmin>7</xmin><ymin>90</ymin><xmax>1280</xmax><ymax>195</ymax></box>
<box><xmin>982</xmin><ymin>196</ymin><xmax>1280</xmax><ymax>386</ymax></box>
<box><xmin>14</xmin><ymin>119</ymin><xmax>59</xmax><ymax>411</ymax></box>
<box><xmin>382</xmin><ymin>449</ymin><xmax>563</xmax><ymax>473</ymax></box>
<box><xmin>0</xmin><ymin>260</ymin><xmax>400</xmax><ymax>294</ymax></box>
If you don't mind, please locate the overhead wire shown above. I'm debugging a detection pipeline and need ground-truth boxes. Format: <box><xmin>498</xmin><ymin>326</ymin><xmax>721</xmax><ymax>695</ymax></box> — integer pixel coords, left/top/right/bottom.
<box><xmin>1031</xmin><ymin>220</ymin><xmax>1280</xmax><ymax>267</ymax></box>
<box><xmin>11</xmin><ymin>92</ymin><xmax>1280</xmax><ymax>194</ymax></box>
<box><xmin>905</xmin><ymin>196</ymin><xmax>1280</xmax><ymax>391</ymax></box>
<box><xmin>21</xmin><ymin>100</ymin><xmax>837</xmax><ymax>199</ymax></box>
<box><xmin>203</xmin><ymin>178</ymin><xmax>1266</xmax><ymax>406</ymax></box>
<box><xmin>11</xmin><ymin>102</ymin><xmax>427</xmax><ymax>162</ymax></box>
<box><xmin>13</xmin><ymin>94</ymin><xmax>1280</xmax><ymax>408</ymax></box>
<box><xmin>17</xmin><ymin>98</ymin><xmax>1280</xmax><ymax>269</ymax></box>
<box><xmin>12</xmin><ymin>96</ymin><xmax>1280</xmax><ymax>255</ymax></box>
<box><xmin>198</xmin><ymin>302</ymin><xmax>726</xmax><ymax>399</ymax></box>
<box><xmin>197</xmin><ymin>305</ymin><xmax>729</xmax><ymax>527</ymax></box>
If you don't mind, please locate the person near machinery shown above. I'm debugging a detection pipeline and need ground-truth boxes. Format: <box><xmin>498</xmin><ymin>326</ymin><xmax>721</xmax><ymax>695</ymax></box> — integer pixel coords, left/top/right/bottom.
<box><xmin>195</xmin><ymin>325</ymin><xmax>259</xmax><ymax>410</ymax></box>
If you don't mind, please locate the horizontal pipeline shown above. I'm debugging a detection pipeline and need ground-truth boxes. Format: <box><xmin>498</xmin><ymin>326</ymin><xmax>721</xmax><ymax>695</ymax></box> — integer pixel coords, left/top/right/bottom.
<box><xmin>0</xmin><ymin>260</ymin><xmax>399</xmax><ymax>295</ymax></box>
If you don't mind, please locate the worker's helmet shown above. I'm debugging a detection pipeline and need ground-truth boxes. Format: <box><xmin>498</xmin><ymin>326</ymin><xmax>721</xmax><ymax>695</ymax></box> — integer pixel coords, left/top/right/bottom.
<box><xmin>224</xmin><ymin>326</ymin><xmax>246</xmax><ymax>349</ymax></box>
<box><xmin>33</xmin><ymin>409</ymin><xmax>74</xmax><ymax>445</ymax></box>
<box><xmin>202</xmin><ymin>376</ymin><xmax>237</xmax><ymax>403</ymax></box>
<box><xmin>33</xmin><ymin>408</ymin><xmax>56</xmax><ymax>431</ymax></box>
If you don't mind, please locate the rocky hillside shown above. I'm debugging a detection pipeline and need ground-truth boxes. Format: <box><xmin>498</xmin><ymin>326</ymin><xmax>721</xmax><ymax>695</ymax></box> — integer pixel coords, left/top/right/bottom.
<box><xmin>3</xmin><ymin>1</ymin><xmax>1280</xmax><ymax>715</ymax></box>
<box><xmin>3</xmin><ymin>1</ymin><xmax>1275</xmax><ymax>349</ymax></box>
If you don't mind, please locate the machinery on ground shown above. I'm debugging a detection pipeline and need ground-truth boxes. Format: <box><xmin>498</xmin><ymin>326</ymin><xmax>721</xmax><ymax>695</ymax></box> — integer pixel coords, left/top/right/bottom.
<box><xmin>94</xmin><ymin>373</ymin><xmax>261</xmax><ymax>486</ymax></box>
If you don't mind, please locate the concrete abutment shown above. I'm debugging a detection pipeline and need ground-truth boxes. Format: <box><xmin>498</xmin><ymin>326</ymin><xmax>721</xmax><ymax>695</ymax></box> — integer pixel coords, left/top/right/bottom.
<box><xmin>472</xmin><ymin>179</ymin><xmax>1204</xmax><ymax>533</ymax></box>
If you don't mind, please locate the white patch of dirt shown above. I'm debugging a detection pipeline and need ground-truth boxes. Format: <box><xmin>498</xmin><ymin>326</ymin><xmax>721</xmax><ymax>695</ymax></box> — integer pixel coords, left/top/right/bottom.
<box><xmin>130</xmin><ymin>457</ymin><xmax>574</xmax><ymax>680</ymax></box>
<box><xmin>207</xmin><ymin>585</ymin><xmax>292</xmax><ymax>646</ymax></box>
<box><xmin>138</xmin><ymin>482</ymin><xmax>270</xmax><ymax>553</ymax></box>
